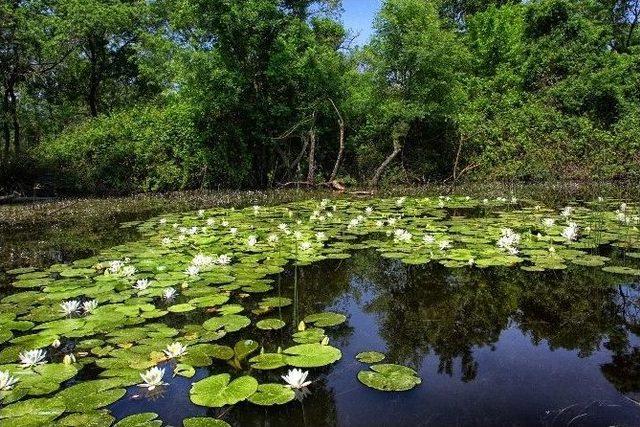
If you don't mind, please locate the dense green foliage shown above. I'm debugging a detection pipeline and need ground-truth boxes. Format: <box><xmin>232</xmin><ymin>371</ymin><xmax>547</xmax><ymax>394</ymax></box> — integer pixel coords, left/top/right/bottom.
<box><xmin>2</xmin><ymin>0</ymin><xmax>639</xmax><ymax>193</ymax></box>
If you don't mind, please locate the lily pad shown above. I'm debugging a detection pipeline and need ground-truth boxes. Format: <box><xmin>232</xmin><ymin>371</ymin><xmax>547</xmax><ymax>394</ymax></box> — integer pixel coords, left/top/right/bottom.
<box><xmin>283</xmin><ymin>343</ymin><xmax>342</xmax><ymax>368</ymax></box>
<box><xmin>303</xmin><ymin>312</ymin><xmax>347</xmax><ymax>327</ymax></box>
<box><xmin>357</xmin><ymin>364</ymin><xmax>422</xmax><ymax>392</ymax></box>
<box><xmin>256</xmin><ymin>318</ymin><xmax>286</xmax><ymax>330</ymax></box>
<box><xmin>190</xmin><ymin>374</ymin><xmax>258</xmax><ymax>408</ymax></box>
<box><xmin>356</xmin><ymin>351</ymin><xmax>386</xmax><ymax>364</ymax></box>
<box><xmin>247</xmin><ymin>383</ymin><xmax>295</xmax><ymax>406</ymax></box>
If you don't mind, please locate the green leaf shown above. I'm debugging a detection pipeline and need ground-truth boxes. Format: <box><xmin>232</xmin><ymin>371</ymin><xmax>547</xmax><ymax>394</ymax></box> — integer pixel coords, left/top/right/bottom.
<box><xmin>183</xmin><ymin>417</ymin><xmax>231</xmax><ymax>427</ymax></box>
<box><xmin>357</xmin><ymin>364</ymin><xmax>422</xmax><ymax>392</ymax></box>
<box><xmin>284</xmin><ymin>343</ymin><xmax>342</xmax><ymax>367</ymax></box>
<box><xmin>114</xmin><ymin>412</ymin><xmax>162</xmax><ymax>427</ymax></box>
<box><xmin>303</xmin><ymin>312</ymin><xmax>347</xmax><ymax>327</ymax></box>
<box><xmin>247</xmin><ymin>383</ymin><xmax>295</xmax><ymax>406</ymax></box>
<box><xmin>256</xmin><ymin>318</ymin><xmax>286</xmax><ymax>330</ymax></box>
<box><xmin>190</xmin><ymin>374</ymin><xmax>258</xmax><ymax>408</ymax></box>
<box><xmin>356</xmin><ymin>351</ymin><xmax>386</xmax><ymax>364</ymax></box>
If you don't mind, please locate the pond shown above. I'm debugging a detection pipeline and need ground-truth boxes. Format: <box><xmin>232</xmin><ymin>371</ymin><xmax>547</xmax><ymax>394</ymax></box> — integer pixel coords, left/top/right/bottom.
<box><xmin>0</xmin><ymin>196</ymin><xmax>639</xmax><ymax>426</ymax></box>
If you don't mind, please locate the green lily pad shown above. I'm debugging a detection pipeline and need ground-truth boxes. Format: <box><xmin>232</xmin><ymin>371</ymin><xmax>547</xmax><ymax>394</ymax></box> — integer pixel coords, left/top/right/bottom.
<box><xmin>303</xmin><ymin>312</ymin><xmax>347</xmax><ymax>327</ymax></box>
<box><xmin>283</xmin><ymin>343</ymin><xmax>342</xmax><ymax>368</ymax></box>
<box><xmin>249</xmin><ymin>352</ymin><xmax>287</xmax><ymax>370</ymax></box>
<box><xmin>202</xmin><ymin>315</ymin><xmax>251</xmax><ymax>333</ymax></box>
<box><xmin>247</xmin><ymin>383</ymin><xmax>295</xmax><ymax>406</ymax></box>
<box><xmin>183</xmin><ymin>417</ymin><xmax>231</xmax><ymax>427</ymax></box>
<box><xmin>357</xmin><ymin>364</ymin><xmax>422</xmax><ymax>392</ymax></box>
<box><xmin>114</xmin><ymin>412</ymin><xmax>162</xmax><ymax>427</ymax></box>
<box><xmin>190</xmin><ymin>374</ymin><xmax>258</xmax><ymax>408</ymax></box>
<box><xmin>356</xmin><ymin>351</ymin><xmax>386</xmax><ymax>364</ymax></box>
<box><xmin>256</xmin><ymin>318</ymin><xmax>286</xmax><ymax>330</ymax></box>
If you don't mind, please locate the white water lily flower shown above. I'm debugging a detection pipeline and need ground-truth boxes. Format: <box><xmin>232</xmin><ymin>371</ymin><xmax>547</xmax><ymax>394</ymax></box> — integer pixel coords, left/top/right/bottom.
<box><xmin>163</xmin><ymin>287</ymin><xmax>177</xmax><ymax>300</ymax></box>
<box><xmin>497</xmin><ymin>228</ymin><xmax>521</xmax><ymax>254</ymax></box>
<box><xmin>164</xmin><ymin>342</ymin><xmax>188</xmax><ymax>358</ymax></box>
<box><xmin>467</xmin><ymin>258</ymin><xmax>475</xmax><ymax>266</ymax></box>
<box><xmin>185</xmin><ymin>265</ymin><xmax>200</xmax><ymax>277</ymax></box>
<box><xmin>206</xmin><ymin>218</ymin><xmax>215</xmax><ymax>226</ymax></box>
<box><xmin>229</xmin><ymin>227</ymin><xmax>238</xmax><ymax>235</ymax></box>
<box><xmin>483</xmin><ymin>198</ymin><xmax>489</xmax><ymax>204</ymax></box>
<box><xmin>562</xmin><ymin>222</ymin><xmax>579</xmax><ymax>241</ymax></box>
<box><xmin>247</xmin><ymin>235</ymin><xmax>258</xmax><ymax>246</ymax></box>
<box><xmin>122</xmin><ymin>266</ymin><xmax>137</xmax><ymax>277</ymax></box>
<box><xmin>278</xmin><ymin>223</ymin><xmax>289</xmax><ymax>232</ymax></box>
<box><xmin>511</xmin><ymin>197</ymin><xmax>518</xmax><ymax>204</ymax></box>
<box><xmin>396</xmin><ymin>197</ymin><xmax>406</xmax><ymax>206</ymax></box>
<box><xmin>375</xmin><ymin>220</ymin><xmax>384</xmax><ymax>227</ymax></box>
<box><xmin>159</xmin><ymin>218</ymin><xmax>167</xmax><ymax>224</ymax></box>
<box><xmin>316</xmin><ymin>232</ymin><xmax>326</xmax><ymax>241</ymax></box>
<box><xmin>82</xmin><ymin>300</ymin><xmax>98</xmax><ymax>314</ymax></box>
<box><xmin>107</xmin><ymin>260</ymin><xmax>125</xmax><ymax>274</ymax></box>
<box><xmin>197</xmin><ymin>209</ymin><xmax>205</xmax><ymax>217</ymax></box>
<box><xmin>0</xmin><ymin>371</ymin><xmax>18</xmax><ymax>391</ymax></box>
<box><xmin>620</xmin><ymin>202</ymin><xmax>628</xmax><ymax>212</ymax></box>
<box><xmin>216</xmin><ymin>254</ymin><xmax>232</xmax><ymax>265</ymax></box>
<box><xmin>293</xmin><ymin>231</ymin><xmax>303</xmax><ymax>240</ymax></box>
<box><xmin>60</xmin><ymin>300</ymin><xmax>81</xmax><ymax>316</ymax></box>
<box><xmin>561</xmin><ymin>206</ymin><xmax>573</xmax><ymax>218</ymax></box>
<box><xmin>134</xmin><ymin>279</ymin><xmax>150</xmax><ymax>291</ymax></box>
<box><xmin>282</xmin><ymin>368</ymin><xmax>312</xmax><ymax>389</ymax></box>
<box><xmin>268</xmin><ymin>233</ymin><xmax>279</xmax><ymax>244</ymax></box>
<box><xmin>19</xmin><ymin>349</ymin><xmax>47</xmax><ymax>368</ymax></box>
<box><xmin>221</xmin><ymin>220</ymin><xmax>229</xmax><ymax>227</ymax></box>
<box><xmin>138</xmin><ymin>367</ymin><xmax>167</xmax><ymax>390</ymax></box>
<box><xmin>191</xmin><ymin>254</ymin><xmax>214</xmax><ymax>267</ymax></box>
<box><xmin>387</xmin><ymin>218</ymin><xmax>397</xmax><ymax>226</ymax></box>
<box><xmin>253</xmin><ymin>205</ymin><xmax>260</xmax><ymax>213</ymax></box>
<box><xmin>542</xmin><ymin>218</ymin><xmax>555</xmax><ymax>228</ymax></box>
<box><xmin>394</xmin><ymin>229</ymin><xmax>412</xmax><ymax>243</ymax></box>
<box><xmin>365</xmin><ymin>207</ymin><xmax>373</xmax><ymax>215</ymax></box>
<box><xmin>423</xmin><ymin>234</ymin><xmax>435</xmax><ymax>244</ymax></box>
<box><xmin>299</xmin><ymin>241</ymin><xmax>312</xmax><ymax>251</ymax></box>
<box><xmin>439</xmin><ymin>240</ymin><xmax>452</xmax><ymax>251</ymax></box>
<box><xmin>187</xmin><ymin>227</ymin><xmax>198</xmax><ymax>235</ymax></box>
<box><xmin>438</xmin><ymin>200</ymin><xmax>445</xmax><ymax>208</ymax></box>
<box><xmin>161</xmin><ymin>237</ymin><xmax>172</xmax><ymax>246</ymax></box>
<box><xmin>52</xmin><ymin>339</ymin><xmax>61</xmax><ymax>348</ymax></box>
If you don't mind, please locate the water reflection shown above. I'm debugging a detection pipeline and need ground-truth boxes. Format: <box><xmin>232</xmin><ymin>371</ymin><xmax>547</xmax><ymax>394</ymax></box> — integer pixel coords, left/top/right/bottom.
<box><xmin>270</xmin><ymin>251</ymin><xmax>640</xmax><ymax>426</ymax></box>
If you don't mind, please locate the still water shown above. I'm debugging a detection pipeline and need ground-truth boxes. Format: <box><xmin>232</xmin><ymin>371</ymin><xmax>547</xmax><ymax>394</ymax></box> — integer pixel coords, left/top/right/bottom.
<box><xmin>103</xmin><ymin>251</ymin><xmax>640</xmax><ymax>426</ymax></box>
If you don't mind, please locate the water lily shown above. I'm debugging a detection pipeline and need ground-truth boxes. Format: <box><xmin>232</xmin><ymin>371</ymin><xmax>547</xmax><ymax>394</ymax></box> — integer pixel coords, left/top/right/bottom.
<box><xmin>221</xmin><ymin>220</ymin><xmax>229</xmax><ymax>227</ymax></box>
<box><xmin>299</xmin><ymin>241</ymin><xmax>312</xmax><ymax>251</ymax></box>
<box><xmin>163</xmin><ymin>287</ymin><xmax>177</xmax><ymax>300</ymax></box>
<box><xmin>164</xmin><ymin>342</ymin><xmax>188</xmax><ymax>358</ymax></box>
<box><xmin>134</xmin><ymin>279</ymin><xmax>150</xmax><ymax>291</ymax></box>
<box><xmin>278</xmin><ymin>223</ymin><xmax>289</xmax><ymax>232</ymax></box>
<box><xmin>161</xmin><ymin>237</ymin><xmax>172</xmax><ymax>245</ymax></box>
<box><xmin>206</xmin><ymin>218</ymin><xmax>215</xmax><ymax>226</ymax></box>
<box><xmin>63</xmin><ymin>353</ymin><xmax>76</xmax><ymax>365</ymax></box>
<box><xmin>192</xmin><ymin>254</ymin><xmax>214</xmax><ymax>267</ymax></box>
<box><xmin>122</xmin><ymin>266</ymin><xmax>137</xmax><ymax>277</ymax></box>
<box><xmin>282</xmin><ymin>368</ymin><xmax>312</xmax><ymax>389</ymax></box>
<box><xmin>107</xmin><ymin>260</ymin><xmax>125</xmax><ymax>274</ymax></box>
<box><xmin>375</xmin><ymin>220</ymin><xmax>384</xmax><ymax>227</ymax></box>
<box><xmin>138</xmin><ymin>367</ymin><xmax>167</xmax><ymax>390</ymax></box>
<box><xmin>542</xmin><ymin>218</ymin><xmax>555</xmax><ymax>228</ymax></box>
<box><xmin>439</xmin><ymin>240</ymin><xmax>452</xmax><ymax>251</ymax></box>
<box><xmin>19</xmin><ymin>349</ymin><xmax>47</xmax><ymax>368</ymax></box>
<box><xmin>562</xmin><ymin>222</ymin><xmax>579</xmax><ymax>241</ymax></box>
<box><xmin>394</xmin><ymin>229</ymin><xmax>412</xmax><ymax>243</ymax></box>
<box><xmin>497</xmin><ymin>228</ymin><xmax>520</xmax><ymax>254</ymax></box>
<box><xmin>396</xmin><ymin>197</ymin><xmax>406</xmax><ymax>206</ymax></box>
<box><xmin>60</xmin><ymin>300</ymin><xmax>81</xmax><ymax>316</ymax></box>
<box><xmin>247</xmin><ymin>235</ymin><xmax>258</xmax><ymax>246</ymax></box>
<box><xmin>423</xmin><ymin>234</ymin><xmax>435</xmax><ymax>244</ymax></box>
<box><xmin>52</xmin><ymin>339</ymin><xmax>61</xmax><ymax>348</ymax></box>
<box><xmin>365</xmin><ymin>207</ymin><xmax>373</xmax><ymax>215</ymax></box>
<box><xmin>0</xmin><ymin>371</ymin><xmax>18</xmax><ymax>391</ymax></box>
<box><xmin>82</xmin><ymin>300</ymin><xmax>98</xmax><ymax>314</ymax></box>
<box><xmin>230</xmin><ymin>227</ymin><xmax>238</xmax><ymax>235</ymax></box>
<box><xmin>561</xmin><ymin>206</ymin><xmax>573</xmax><ymax>218</ymax></box>
<box><xmin>316</xmin><ymin>232</ymin><xmax>326</xmax><ymax>241</ymax></box>
<box><xmin>267</xmin><ymin>233</ymin><xmax>279</xmax><ymax>244</ymax></box>
<box><xmin>185</xmin><ymin>265</ymin><xmax>200</xmax><ymax>277</ymax></box>
<box><xmin>197</xmin><ymin>209</ymin><xmax>205</xmax><ymax>217</ymax></box>
<box><xmin>216</xmin><ymin>254</ymin><xmax>232</xmax><ymax>265</ymax></box>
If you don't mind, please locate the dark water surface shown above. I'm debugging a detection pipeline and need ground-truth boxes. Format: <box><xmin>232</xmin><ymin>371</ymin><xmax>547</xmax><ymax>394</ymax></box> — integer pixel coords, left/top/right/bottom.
<box><xmin>101</xmin><ymin>251</ymin><xmax>640</xmax><ymax>427</ymax></box>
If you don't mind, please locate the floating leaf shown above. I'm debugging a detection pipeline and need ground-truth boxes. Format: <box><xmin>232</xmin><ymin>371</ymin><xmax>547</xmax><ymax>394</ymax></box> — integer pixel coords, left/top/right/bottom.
<box><xmin>183</xmin><ymin>417</ymin><xmax>231</xmax><ymax>427</ymax></box>
<box><xmin>247</xmin><ymin>383</ymin><xmax>295</xmax><ymax>406</ymax></box>
<box><xmin>356</xmin><ymin>351</ymin><xmax>386</xmax><ymax>364</ymax></box>
<box><xmin>283</xmin><ymin>343</ymin><xmax>342</xmax><ymax>368</ymax></box>
<box><xmin>190</xmin><ymin>374</ymin><xmax>258</xmax><ymax>407</ymax></box>
<box><xmin>357</xmin><ymin>364</ymin><xmax>421</xmax><ymax>392</ymax></box>
<box><xmin>249</xmin><ymin>353</ymin><xmax>287</xmax><ymax>370</ymax></box>
<box><xmin>303</xmin><ymin>312</ymin><xmax>346</xmax><ymax>327</ymax></box>
<box><xmin>202</xmin><ymin>315</ymin><xmax>250</xmax><ymax>333</ymax></box>
<box><xmin>113</xmin><ymin>412</ymin><xmax>162</xmax><ymax>427</ymax></box>
<box><xmin>256</xmin><ymin>318</ymin><xmax>286</xmax><ymax>330</ymax></box>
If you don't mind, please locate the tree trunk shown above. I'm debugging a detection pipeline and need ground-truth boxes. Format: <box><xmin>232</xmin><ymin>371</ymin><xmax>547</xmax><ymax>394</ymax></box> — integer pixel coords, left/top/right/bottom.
<box><xmin>8</xmin><ymin>85</ymin><xmax>19</xmax><ymax>153</ymax></box>
<box><xmin>88</xmin><ymin>38</ymin><xmax>101</xmax><ymax>117</ymax></box>
<box><xmin>2</xmin><ymin>89</ymin><xmax>10</xmax><ymax>161</ymax></box>
<box><xmin>306</xmin><ymin>126</ymin><xmax>316</xmax><ymax>183</ymax></box>
<box><xmin>370</xmin><ymin>136</ymin><xmax>402</xmax><ymax>188</ymax></box>
<box><xmin>328</xmin><ymin>98</ymin><xmax>345</xmax><ymax>183</ymax></box>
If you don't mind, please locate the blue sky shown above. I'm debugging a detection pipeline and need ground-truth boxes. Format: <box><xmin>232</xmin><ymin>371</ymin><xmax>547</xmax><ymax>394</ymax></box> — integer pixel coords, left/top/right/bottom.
<box><xmin>341</xmin><ymin>0</ymin><xmax>381</xmax><ymax>45</ymax></box>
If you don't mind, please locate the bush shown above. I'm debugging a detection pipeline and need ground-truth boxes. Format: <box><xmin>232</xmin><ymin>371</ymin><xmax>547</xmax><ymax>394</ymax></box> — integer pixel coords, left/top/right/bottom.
<box><xmin>38</xmin><ymin>103</ymin><xmax>236</xmax><ymax>194</ymax></box>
